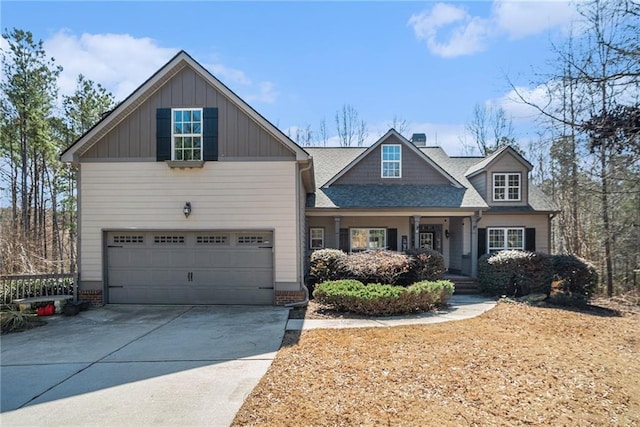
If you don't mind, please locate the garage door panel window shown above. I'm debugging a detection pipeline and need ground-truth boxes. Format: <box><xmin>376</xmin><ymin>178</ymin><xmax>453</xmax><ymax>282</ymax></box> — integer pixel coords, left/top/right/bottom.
<box><xmin>112</xmin><ymin>235</ymin><xmax>144</xmax><ymax>244</ymax></box>
<box><xmin>154</xmin><ymin>235</ymin><xmax>185</xmax><ymax>244</ymax></box>
<box><xmin>488</xmin><ymin>227</ymin><xmax>525</xmax><ymax>253</ymax></box>
<box><xmin>196</xmin><ymin>235</ymin><xmax>229</xmax><ymax>245</ymax></box>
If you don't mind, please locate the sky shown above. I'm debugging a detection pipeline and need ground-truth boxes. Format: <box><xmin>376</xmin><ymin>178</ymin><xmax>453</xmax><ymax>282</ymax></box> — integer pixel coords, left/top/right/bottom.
<box><xmin>0</xmin><ymin>0</ymin><xmax>581</xmax><ymax>155</ymax></box>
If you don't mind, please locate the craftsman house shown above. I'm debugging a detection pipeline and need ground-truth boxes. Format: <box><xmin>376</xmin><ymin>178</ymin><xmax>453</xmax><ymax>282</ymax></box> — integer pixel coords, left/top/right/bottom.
<box><xmin>61</xmin><ymin>51</ymin><xmax>557</xmax><ymax>306</ymax></box>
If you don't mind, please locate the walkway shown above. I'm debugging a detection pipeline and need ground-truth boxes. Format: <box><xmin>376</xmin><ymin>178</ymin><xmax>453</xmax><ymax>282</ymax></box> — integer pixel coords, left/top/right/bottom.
<box><xmin>286</xmin><ymin>294</ymin><xmax>496</xmax><ymax>330</ymax></box>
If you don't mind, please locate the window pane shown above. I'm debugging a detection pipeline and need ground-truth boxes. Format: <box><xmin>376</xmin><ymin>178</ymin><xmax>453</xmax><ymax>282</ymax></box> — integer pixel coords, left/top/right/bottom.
<box><xmin>193</xmin><ymin>123</ymin><xmax>201</xmax><ymax>133</ymax></box>
<box><xmin>184</xmin><ymin>123</ymin><xmax>192</xmax><ymax>134</ymax></box>
<box><xmin>174</xmin><ymin>111</ymin><xmax>182</xmax><ymax>122</ymax></box>
<box><xmin>192</xmin><ymin>110</ymin><xmax>201</xmax><ymax>121</ymax></box>
<box><xmin>508</xmin><ymin>188</ymin><xmax>519</xmax><ymax>199</ymax></box>
<box><xmin>183</xmin><ymin>110</ymin><xmax>191</xmax><ymax>121</ymax></box>
<box><xmin>351</xmin><ymin>229</ymin><xmax>367</xmax><ymax>249</ymax></box>
<box><xmin>369</xmin><ymin>229</ymin><xmax>385</xmax><ymax>249</ymax></box>
<box><xmin>507</xmin><ymin>229</ymin><xmax>523</xmax><ymax>249</ymax></box>
<box><xmin>193</xmin><ymin>149</ymin><xmax>201</xmax><ymax>159</ymax></box>
<box><xmin>508</xmin><ymin>174</ymin><xmax>519</xmax><ymax>186</ymax></box>
<box><xmin>193</xmin><ymin>137</ymin><xmax>201</xmax><ymax>149</ymax></box>
<box><xmin>489</xmin><ymin>229</ymin><xmax>504</xmax><ymax>250</ymax></box>
<box><xmin>494</xmin><ymin>175</ymin><xmax>505</xmax><ymax>187</ymax></box>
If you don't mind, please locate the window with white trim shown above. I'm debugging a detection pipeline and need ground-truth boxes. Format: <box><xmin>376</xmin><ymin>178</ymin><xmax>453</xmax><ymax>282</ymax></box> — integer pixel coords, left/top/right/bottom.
<box><xmin>172</xmin><ymin>108</ymin><xmax>202</xmax><ymax>161</ymax></box>
<box><xmin>310</xmin><ymin>228</ymin><xmax>324</xmax><ymax>249</ymax></box>
<box><xmin>488</xmin><ymin>227</ymin><xmax>524</xmax><ymax>253</ymax></box>
<box><xmin>493</xmin><ymin>173</ymin><xmax>521</xmax><ymax>201</ymax></box>
<box><xmin>350</xmin><ymin>228</ymin><xmax>386</xmax><ymax>251</ymax></box>
<box><xmin>381</xmin><ymin>144</ymin><xmax>401</xmax><ymax>178</ymax></box>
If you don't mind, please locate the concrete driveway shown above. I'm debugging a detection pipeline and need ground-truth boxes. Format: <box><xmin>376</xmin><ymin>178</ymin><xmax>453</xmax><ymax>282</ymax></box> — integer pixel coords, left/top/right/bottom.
<box><xmin>1</xmin><ymin>305</ymin><xmax>289</xmax><ymax>427</ymax></box>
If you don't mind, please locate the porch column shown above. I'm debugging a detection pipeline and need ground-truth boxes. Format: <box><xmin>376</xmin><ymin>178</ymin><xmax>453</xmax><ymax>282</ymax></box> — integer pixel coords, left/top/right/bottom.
<box><xmin>412</xmin><ymin>215</ymin><xmax>421</xmax><ymax>249</ymax></box>
<box><xmin>334</xmin><ymin>216</ymin><xmax>341</xmax><ymax>249</ymax></box>
<box><xmin>470</xmin><ymin>211</ymin><xmax>481</xmax><ymax>277</ymax></box>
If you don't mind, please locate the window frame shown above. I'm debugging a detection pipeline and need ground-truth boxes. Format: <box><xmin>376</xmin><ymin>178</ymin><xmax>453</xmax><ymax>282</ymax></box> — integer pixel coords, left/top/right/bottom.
<box><xmin>381</xmin><ymin>144</ymin><xmax>402</xmax><ymax>178</ymax></box>
<box><xmin>350</xmin><ymin>228</ymin><xmax>387</xmax><ymax>252</ymax></box>
<box><xmin>492</xmin><ymin>172</ymin><xmax>521</xmax><ymax>202</ymax></box>
<box><xmin>172</xmin><ymin>108</ymin><xmax>203</xmax><ymax>161</ymax></box>
<box><xmin>310</xmin><ymin>228</ymin><xmax>325</xmax><ymax>250</ymax></box>
<box><xmin>487</xmin><ymin>227</ymin><xmax>525</xmax><ymax>253</ymax></box>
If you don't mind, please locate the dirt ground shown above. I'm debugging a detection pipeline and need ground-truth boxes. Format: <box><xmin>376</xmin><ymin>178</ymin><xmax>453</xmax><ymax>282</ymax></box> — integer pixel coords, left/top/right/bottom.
<box><xmin>233</xmin><ymin>297</ymin><xmax>640</xmax><ymax>426</ymax></box>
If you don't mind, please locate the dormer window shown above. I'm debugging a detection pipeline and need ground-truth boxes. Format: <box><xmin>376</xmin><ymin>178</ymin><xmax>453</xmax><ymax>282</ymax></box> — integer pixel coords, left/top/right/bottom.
<box><xmin>493</xmin><ymin>173</ymin><xmax>521</xmax><ymax>201</ymax></box>
<box><xmin>172</xmin><ymin>108</ymin><xmax>203</xmax><ymax>161</ymax></box>
<box><xmin>381</xmin><ymin>144</ymin><xmax>401</xmax><ymax>178</ymax></box>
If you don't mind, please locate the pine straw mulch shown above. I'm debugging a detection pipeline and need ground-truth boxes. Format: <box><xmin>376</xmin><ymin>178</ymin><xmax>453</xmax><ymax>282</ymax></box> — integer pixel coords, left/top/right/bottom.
<box><xmin>233</xmin><ymin>300</ymin><xmax>640</xmax><ymax>426</ymax></box>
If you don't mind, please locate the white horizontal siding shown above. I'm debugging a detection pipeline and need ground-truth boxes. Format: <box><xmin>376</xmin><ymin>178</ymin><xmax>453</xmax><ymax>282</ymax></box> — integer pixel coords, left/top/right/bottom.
<box><xmin>79</xmin><ymin>162</ymin><xmax>299</xmax><ymax>287</ymax></box>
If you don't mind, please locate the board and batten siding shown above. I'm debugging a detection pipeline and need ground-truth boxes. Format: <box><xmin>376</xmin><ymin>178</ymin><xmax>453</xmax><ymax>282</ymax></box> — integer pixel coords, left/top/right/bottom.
<box><xmin>335</xmin><ymin>136</ymin><xmax>451</xmax><ymax>186</ymax></box>
<box><xmin>80</xmin><ymin>66</ymin><xmax>294</xmax><ymax>161</ymax></box>
<box><xmin>79</xmin><ymin>161</ymin><xmax>300</xmax><ymax>290</ymax></box>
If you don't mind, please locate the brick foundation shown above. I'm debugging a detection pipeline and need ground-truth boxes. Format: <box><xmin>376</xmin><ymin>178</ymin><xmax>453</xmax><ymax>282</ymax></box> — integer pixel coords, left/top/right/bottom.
<box><xmin>275</xmin><ymin>290</ymin><xmax>306</xmax><ymax>306</ymax></box>
<box><xmin>78</xmin><ymin>290</ymin><xmax>104</xmax><ymax>306</ymax></box>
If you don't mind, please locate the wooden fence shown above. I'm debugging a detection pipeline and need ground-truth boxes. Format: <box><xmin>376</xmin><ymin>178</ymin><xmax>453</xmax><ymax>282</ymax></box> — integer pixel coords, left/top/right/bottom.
<box><xmin>0</xmin><ymin>273</ymin><xmax>78</xmax><ymax>305</ymax></box>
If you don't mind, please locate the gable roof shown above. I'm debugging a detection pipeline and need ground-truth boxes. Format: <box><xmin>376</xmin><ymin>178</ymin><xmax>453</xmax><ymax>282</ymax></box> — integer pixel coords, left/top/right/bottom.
<box><xmin>307</xmin><ymin>145</ymin><xmax>488</xmax><ymax>210</ymax></box>
<box><xmin>61</xmin><ymin>50</ymin><xmax>309</xmax><ymax>163</ymax></box>
<box><xmin>323</xmin><ymin>129</ymin><xmax>463</xmax><ymax>188</ymax></box>
<box><xmin>465</xmin><ymin>145</ymin><xmax>533</xmax><ymax>178</ymax></box>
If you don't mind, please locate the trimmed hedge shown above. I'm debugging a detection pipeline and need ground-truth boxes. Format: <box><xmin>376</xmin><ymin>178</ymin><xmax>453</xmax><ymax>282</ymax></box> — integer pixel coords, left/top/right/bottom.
<box><xmin>402</xmin><ymin>248</ymin><xmax>446</xmax><ymax>283</ymax></box>
<box><xmin>313</xmin><ymin>279</ymin><xmax>454</xmax><ymax>316</ymax></box>
<box><xmin>308</xmin><ymin>249</ymin><xmax>445</xmax><ymax>289</ymax></box>
<box><xmin>478</xmin><ymin>250</ymin><xmax>553</xmax><ymax>297</ymax></box>
<box><xmin>340</xmin><ymin>251</ymin><xmax>411</xmax><ymax>285</ymax></box>
<box><xmin>549</xmin><ymin>254</ymin><xmax>598</xmax><ymax>306</ymax></box>
<box><xmin>478</xmin><ymin>251</ymin><xmax>599</xmax><ymax>302</ymax></box>
<box><xmin>309</xmin><ymin>249</ymin><xmax>347</xmax><ymax>285</ymax></box>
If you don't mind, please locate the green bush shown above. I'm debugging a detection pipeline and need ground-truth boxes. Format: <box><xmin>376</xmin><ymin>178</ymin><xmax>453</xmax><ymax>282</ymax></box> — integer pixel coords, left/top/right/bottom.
<box><xmin>339</xmin><ymin>250</ymin><xmax>411</xmax><ymax>285</ymax></box>
<box><xmin>478</xmin><ymin>250</ymin><xmax>553</xmax><ymax>297</ymax></box>
<box><xmin>402</xmin><ymin>248</ymin><xmax>445</xmax><ymax>283</ymax></box>
<box><xmin>309</xmin><ymin>249</ymin><xmax>347</xmax><ymax>285</ymax></box>
<box><xmin>313</xmin><ymin>279</ymin><xmax>454</xmax><ymax>316</ymax></box>
<box><xmin>550</xmin><ymin>254</ymin><xmax>598</xmax><ymax>305</ymax></box>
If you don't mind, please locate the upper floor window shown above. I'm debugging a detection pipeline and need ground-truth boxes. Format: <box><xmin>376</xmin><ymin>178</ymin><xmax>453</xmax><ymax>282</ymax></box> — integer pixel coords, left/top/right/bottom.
<box><xmin>381</xmin><ymin>144</ymin><xmax>401</xmax><ymax>178</ymax></box>
<box><xmin>493</xmin><ymin>173</ymin><xmax>521</xmax><ymax>201</ymax></box>
<box><xmin>172</xmin><ymin>108</ymin><xmax>202</xmax><ymax>161</ymax></box>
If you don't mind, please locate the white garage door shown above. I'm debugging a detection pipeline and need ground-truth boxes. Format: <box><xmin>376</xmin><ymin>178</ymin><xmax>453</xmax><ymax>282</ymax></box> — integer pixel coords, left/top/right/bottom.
<box><xmin>106</xmin><ymin>231</ymin><xmax>274</xmax><ymax>304</ymax></box>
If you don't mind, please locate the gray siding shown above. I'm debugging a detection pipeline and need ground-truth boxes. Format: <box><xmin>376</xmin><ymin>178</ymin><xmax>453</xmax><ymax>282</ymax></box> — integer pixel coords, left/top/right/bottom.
<box><xmin>335</xmin><ymin>137</ymin><xmax>451</xmax><ymax>185</ymax></box>
<box><xmin>469</xmin><ymin>172</ymin><xmax>486</xmax><ymax>200</ymax></box>
<box><xmin>484</xmin><ymin>153</ymin><xmax>529</xmax><ymax>207</ymax></box>
<box><xmin>81</xmin><ymin>66</ymin><xmax>294</xmax><ymax>161</ymax></box>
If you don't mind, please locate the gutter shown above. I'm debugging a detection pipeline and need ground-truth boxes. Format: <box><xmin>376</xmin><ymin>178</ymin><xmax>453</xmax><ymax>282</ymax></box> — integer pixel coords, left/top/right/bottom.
<box><xmin>285</xmin><ymin>159</ymin><xmax>314</xmax><ymax>308</ymax></box>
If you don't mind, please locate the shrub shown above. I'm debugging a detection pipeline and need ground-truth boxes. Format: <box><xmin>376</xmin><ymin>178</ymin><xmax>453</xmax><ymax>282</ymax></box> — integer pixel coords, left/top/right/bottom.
<box><xmin>402</xmin><ymin>248</ymin><xmax>445</xmax><ymax>284</ymax></box>
<box><xmin>309</xmin><ymin>249</ymin><xmax>347</xmax><ymax>285</ymax></box>
<box><xmin>313</xmin><ymin>279</ymin><xmax>454</xmax><ymax>316</ymax></box>
<box><xmin>340</xmin><ymin>250</ymin><xmax>411</xmax><ymax>285</ymax></box>
<box><xmin>478</xmin><ymin>250</ymin><xmax>553</xmax><ymax>297</ymax></box>
<box><xmin>550</xmin><ymin>254</ymin><xmax>598</xmax><ymax>304</ymax></box>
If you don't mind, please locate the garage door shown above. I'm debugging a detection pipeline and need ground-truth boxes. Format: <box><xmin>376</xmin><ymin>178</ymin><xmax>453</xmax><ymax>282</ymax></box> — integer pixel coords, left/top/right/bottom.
<box><xmin>106</xmin><ymin>231</ymin><xmax>274</xmax><ymax>304</ymax></box>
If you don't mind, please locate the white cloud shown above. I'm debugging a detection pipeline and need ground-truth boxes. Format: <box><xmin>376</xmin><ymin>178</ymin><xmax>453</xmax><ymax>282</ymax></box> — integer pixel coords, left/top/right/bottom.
<box><xmin>492</xmin><ymin>0</ymin><xmax>579</xmax><ymax>39</ymax></box>
<box><xmin>409</xmin><ymin>0</ymin><xmax>577</xmax><ymax>58</ymax></box>
<box><xmin>408</xmin><ymin>3</ymin><xmax>492</xmax><ymax>58</ymax></box>
<box><xmin>44</xmin><ymin>31</ymin><xmax>279</xmax><ymax>104</ymax></box>
<box><xmin>45</xmin><ymin>31</ymin><xmax>176</xmax><ymax>101</ymax></box>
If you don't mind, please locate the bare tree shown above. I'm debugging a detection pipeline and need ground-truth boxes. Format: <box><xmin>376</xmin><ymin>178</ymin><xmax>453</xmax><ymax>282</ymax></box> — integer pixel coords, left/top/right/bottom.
<box><xmin>335</xmin><ymin>104</ymin><xmax>359</xmax><ymax>147</ymax></box>
<box><xmin>465</xmin><ymin>103</ymin><xmax>516</xmax><ymax>155</ymax></box>
<box><xmin>318</xmin><ymin>118</ymin><xmax>328</xmax><ymax>146</ymax></box>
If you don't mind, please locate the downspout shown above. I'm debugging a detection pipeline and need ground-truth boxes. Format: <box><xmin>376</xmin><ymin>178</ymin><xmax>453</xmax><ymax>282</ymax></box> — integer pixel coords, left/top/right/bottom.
<box><xmin>285</xmin><ymin>158</ymin><xmax>313</xmax><ymax>308</ymax></box>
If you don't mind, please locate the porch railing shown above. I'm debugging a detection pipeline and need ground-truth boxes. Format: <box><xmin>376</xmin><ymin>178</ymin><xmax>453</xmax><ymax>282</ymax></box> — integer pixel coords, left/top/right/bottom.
<box><xmin>0</xmin><ymin>273</ymin><xmax>78</xmax><ymax>305</ymax></box>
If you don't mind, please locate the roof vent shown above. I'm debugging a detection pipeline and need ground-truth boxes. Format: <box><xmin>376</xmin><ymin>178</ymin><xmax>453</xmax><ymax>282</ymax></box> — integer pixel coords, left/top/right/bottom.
<box><xmin>411</xmin><ymin>133</ymin><xmax>427</xmax><ymax>146</ymax></box>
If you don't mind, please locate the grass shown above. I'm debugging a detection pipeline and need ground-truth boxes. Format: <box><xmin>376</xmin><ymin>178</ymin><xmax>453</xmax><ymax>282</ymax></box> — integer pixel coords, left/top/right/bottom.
<box><xmin>233</xmin><ymin>301</ymin><xmax>640</xmax><ymax>426</ymax></box>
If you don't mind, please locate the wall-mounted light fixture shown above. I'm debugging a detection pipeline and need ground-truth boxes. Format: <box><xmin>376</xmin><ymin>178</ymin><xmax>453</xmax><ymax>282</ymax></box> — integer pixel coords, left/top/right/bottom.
<box><xmin>183</xmin><ymin>202</ymin><xmax>192</xmax><ymax>218</ymax></box>
<box><xmin>445</xmin><ymin>229</ymin><xmax>450</xmax><ymax>239</ymax></box>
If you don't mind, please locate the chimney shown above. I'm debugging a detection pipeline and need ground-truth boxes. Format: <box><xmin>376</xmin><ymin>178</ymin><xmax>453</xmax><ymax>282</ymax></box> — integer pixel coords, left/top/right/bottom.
<box><xmin>411</xmin><ymin>133</ymin><xmax>427</xmax><ymax>146</ymax></box>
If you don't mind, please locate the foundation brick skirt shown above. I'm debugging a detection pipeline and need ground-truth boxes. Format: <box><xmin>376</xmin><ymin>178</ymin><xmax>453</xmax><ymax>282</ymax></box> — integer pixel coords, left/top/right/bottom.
<box><xmin>275</xmin><ymin>290</ymin><xmax>306</xmax><ymax>306</ymax></box>
<box><xmin>78</xmin><ymin>289</ymin><xmax>103</xmax><ymax>306</ymax></box>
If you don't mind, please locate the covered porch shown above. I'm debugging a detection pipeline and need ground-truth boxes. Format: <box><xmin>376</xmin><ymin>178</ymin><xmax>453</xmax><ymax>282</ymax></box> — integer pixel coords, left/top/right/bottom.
<box><xmin>306</xmin><ymin>210</ymin><xmax>484</xmax><ymax>277</ymax></box>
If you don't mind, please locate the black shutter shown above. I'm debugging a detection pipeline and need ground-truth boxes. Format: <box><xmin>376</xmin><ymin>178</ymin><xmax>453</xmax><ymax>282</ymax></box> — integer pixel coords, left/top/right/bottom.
<box><xmin>525</xmin><ymin>228</ymin><xmax>536</xmax><ymax>251</ymax></box>
<box><xmin>387</xmin><ymin>228</ymin><xmax>398</xmax><ymax>251</ymax></box>
<box><xmin>156</xmin><ymin>108</ymin><xmax>171</xmax><ymax>161</ymax></box>
<box><xmin>339</xmin><ymin>228</ymin><xmax>349</xmax><ymax>252</ymax></box>
<box><xmin>203</xmin><ymin>107</ymin><xmax>218</xmax><ymax>161</ymax></box>
<box><xmin>478</xmin><ymin>228</ymin><xmax>487</xmax><ymax>258</ymax></box>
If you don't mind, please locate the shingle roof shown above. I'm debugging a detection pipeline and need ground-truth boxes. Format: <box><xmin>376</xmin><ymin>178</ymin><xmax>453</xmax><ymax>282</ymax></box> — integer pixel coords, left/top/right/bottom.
<box><xmin>306</xmin><ymin>145</ymin><xmax>558</xmax><ymax>212</ymax></box>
